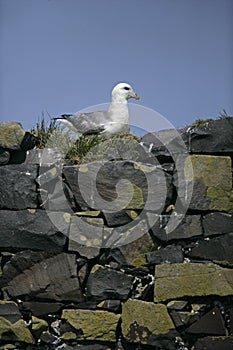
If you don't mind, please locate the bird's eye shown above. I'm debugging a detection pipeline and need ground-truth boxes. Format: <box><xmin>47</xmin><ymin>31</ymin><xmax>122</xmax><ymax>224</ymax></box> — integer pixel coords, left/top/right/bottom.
<box><xmin>123</xmin><ymin>86</ymin><xmax>130</xmax><ymax>90</ymax></box>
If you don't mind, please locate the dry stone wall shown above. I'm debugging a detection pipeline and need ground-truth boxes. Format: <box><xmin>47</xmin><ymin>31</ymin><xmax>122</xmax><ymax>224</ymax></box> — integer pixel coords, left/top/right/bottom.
<box><xmin>0</xmin><ymin>119</ymin><xmax>233</xmax><ymax>350</ymax></box>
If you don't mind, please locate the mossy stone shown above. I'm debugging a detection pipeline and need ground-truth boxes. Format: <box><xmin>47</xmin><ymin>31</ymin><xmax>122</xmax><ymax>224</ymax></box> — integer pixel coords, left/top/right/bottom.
<box><xmin>122</xmin><ymin>299</ymin><xmax>175</xmax><ymax>345</ymax></box>
<box><xmin>0</xmin><ymin>122</ymin><xmax>25</xmax><ymax>149</ymax></box>
<box><xmin>185</xmin><ymin>155</ymin><xmax>233</xmax><ymax>211</ymax></box>
<box><xmin>155</xmin><ymin>263</ymin><xmax>233</xmax><ymax>302</ymax></box>
<box><xmin>0</xmin><ymin>317</ymin><xmax>34</xmax><ymax>344</ymax></box>
<box><xmin>31</xmin><ymin>316</ymin><xmax>48</xmax><ymax>338</ymax></box>
<box><xmin>61</xmin><ymin>309</ymin><xmax>120</xmax><ymax>342</ymax></box>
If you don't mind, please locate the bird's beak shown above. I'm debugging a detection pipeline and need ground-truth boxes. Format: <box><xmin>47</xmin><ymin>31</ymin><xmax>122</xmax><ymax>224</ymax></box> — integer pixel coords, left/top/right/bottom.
<box><xmin>128</xmin><ymin>91</ymin><xmax>140</xmax><ymax>100</ymax></box>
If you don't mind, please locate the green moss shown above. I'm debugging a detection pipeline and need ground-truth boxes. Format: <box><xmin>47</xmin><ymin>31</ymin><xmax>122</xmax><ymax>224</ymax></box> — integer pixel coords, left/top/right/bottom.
<box><xmin>0</xmin><ymin>317</ymin><xmax>34</xmax><ymax>344</ymax></box>
<box><xmin>0</xmin><ymin>122</ymin><xmax>25</xmax><ymax>147</ymax></box>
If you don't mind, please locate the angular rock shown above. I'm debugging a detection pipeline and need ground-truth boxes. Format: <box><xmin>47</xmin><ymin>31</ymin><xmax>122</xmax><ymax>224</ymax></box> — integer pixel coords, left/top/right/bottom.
<box><xmin>202</xmin><ymin>212</ymin><xmax>233</xmax><ymax>237</ymax></box>
<box><xmin>185</xmin><ymin>155</ymin><xmax>233</xmax><ymax>211</ymax></box>
<box><xmin>146</xmin><ymin>245</ymin><xmax>183</xmax><ymax>265</ymax></box>
<box><xmin>154</xmin><ymin>263</ymin><xmax>233</xmax><ymax>302</ymax></box>
<box><xmin>0</xmin><ymin>148</ymin><xmax>10</xmax><ymax>165</ymax></box>
<box><xmin>68</xmin><ymin>215</ymin><xmax>103</xmax><ymax>257</ymax></box>
<box><xmin>63</xmin><ymin>160</ymin><xmax>172</xmax><ymax>211</ymax></box>
<box><xmin>25</xmin><ymin>148</ymin><xmax>64</xmax><ymax>165</ymax></box>
<box><xmin>169</xmin><ymin>310</ymin><xmax>198</xmax><ymax>329</ymax></box>
<box><xmin>22</xmin><ymin>301</ymin><xmax>63</xmax><ymax>317</ymax></box>
<box><xmin>187</xmin><ymin>233</ymin><xmax>233</xmax><ymax>266</ymax></box>
<box><xmin>0</xmin><ymin>301</ymin><xmax>21</xmax><ymax>323</ymax></box>
<box><xmin>0</xmin><ymin>164</ymin><xmax>38</xmax><ymax>209</ymax></box>
<box><xmin>86</xmin><ymin>264</ymin><xmax>134</xmax><ymax>301</ymax></box>
<box><xmin>31</xmin><ymin>316</ymin><xmax>48</xmax><ymax>339</ymax></box>
<box><xmin>103</xmin><ymin>210</ymin><xmax>132</xmax><ymax>227</ymax></box>
<box><xmin>0</xmin><ymin>317</ymin><xmax>34</xmax><ymax>344</ymax></box>
<box><xmin>167</xmin><ymin>300</ymin><xmax>188</xmax><ymax>311</ymax></box>
<box><xmin>97</xmin><ymin>299</ymin><xmax>121</xmax><ymax>312</ymax></box>
<box><xmin>188</xmin><ymin>117</ymin><xmax>233</xmax><ymax>154</ymax></box>
<box><xmin>6</xmin><ymin>253</ymin><xmax>84</xmax><ymax>302</ymax></box>
<box><xmin>193</xmin><ymin>336</ymin><xmax>233</xmax><ymax>350</ymax></box>
<box><xmin>121</xmin><ymin>299</ymin><xmax>176</xmax><ymax>348</ymax></box>
<box><xmin>111</xmin><ymin>230</ymin><xmax>154</xmax><ymax>266</ymax></box>
<box><xmin>0</xmin><ymin>210</ymin><xmax>68</xmax><ymax>252</ymax></box>
<box><xmin>61</xmin><ymin>309</ymin><xmax>120</xmax><ymax>342</ymax></box>
<box><xmin>148</xmin><ymin>214</ymin><xmax>202</xmax><ymax>242</ymax></box>
<box><xmin>186</xmin><ymin>306</ymin><xmax>226</xmax><ymax>335</ymax></box>
<box><xmin>0</xmin><ymin>250</ymin><xmax>53</xmax><ymax>287</ymax></box>
<box><xmin>0</xmin><ymin>122</ymin><xmax>36</xmax><ymax>164</ymax></box>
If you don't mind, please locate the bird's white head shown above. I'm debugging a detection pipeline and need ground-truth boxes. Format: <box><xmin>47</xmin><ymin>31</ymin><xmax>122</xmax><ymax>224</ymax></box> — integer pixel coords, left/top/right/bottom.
<box><xmin>111</xmin><ymin>82</ymin><xmax>140</xmax><ymax>102</ymax></box>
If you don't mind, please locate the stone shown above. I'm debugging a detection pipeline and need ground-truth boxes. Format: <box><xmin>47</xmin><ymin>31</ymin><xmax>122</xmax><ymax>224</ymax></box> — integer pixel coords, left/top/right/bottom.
<box><xmin>0</xmin><ymin>122</ymin><xmax>25</xmax><ymax>149</ymax></box>
<box><xmin>0</xmin><ymin>317</ymin><xmax>34</xmax><ymax>344</ymax></box>
<box><xmin>31</xmin><ymin>316</ymin><xmax>48</xmax><ymax>339</ymax></box>
<box><xmin>0</xmin><ymin>164</ymin><xmax>38</xmax><ymax>209</ymax></box>
<box><xmin>103</xmin><ymin>210</ymin><xmax>132</xmax><ymax>227</ymax></box>
<box><xmin>97</xmin><ymin>299</ymin><xmax>121</xmax><ymax>312</ymax></box>
<box><xmin>111</xmin><ymin>230</ymin><xmax>154</xmax><ymax>266</ymax></box>
<box><xmin>61</xmin><ymin>309</ymin><xmax>120</xmax><ymax>342</ymax></box>
<box><xmin>6</xmin><ymin>253</ymin><xmax>84</xmax><ymax>302</ymax></box>
<box><xmin>186</xmin><ymin>306</ymin><xmax>226</xmax><ymax>335</ymax></box>
<box><xmin>0</xmin><ymin>250</ymin><xmax>53</xmax><ymax>287</ymax></box>
<box><xmin>146</xmin><ymin>245</ymin><xmax>183</xmax><ymax>265</ymax></box>
<box><xmin>184</xmin><ymin>155</ymin><xmax>233</xmax><ymax>211</ymax></box>
<box><xmin>154</xmin><ymin>263</ymin><xmax>233</xmax><ymax>302</ymax></box>
<box><xmin>121</xmin><ymin>299</ymin><xmax>176</xmax><ymax>348</ymax></box>
<box><xmin>141</xmin><ymin>128</ymin><xmax>188</xmax><ymax>159</ymax></box>
<box><xmin>202</xmin><ymin>212</ymin><xmax>233</xmax><ymax>237</ymax></box>
<box><xmin>86</xmin><ymin>264</ymin><xmax>134</xmax><ymax>301</ymax></box>
<box><xmin>187</xmin><ymin>233</ymin><xmax>233</xmax><ymax>266</ymax></box>
<box><xmin>193</xmin><ymin>336</ymin><xmax>233</xmax><ymax>350</ymax></box>
<box><xmin>68</xmin><ymin>215</ymin><xmax>103</xmax><ymax>257</ymax></box>
<box><xmin>0</xmin><ymin>210</ymin><xmax>68</xmax><ymax>252</ymax></box>
<box><xmin>63</xmin><ymin>160</ymin><xmax>172</xmax><ymax>211</ymax></box>
<box><xmin>0</xmin><ymin>148</ymin><xmax>10</xmax><ymax>165</ymax></box>
<box><xmin>0</xmin><ymin>301</ymin><xmax>21</xmax><ymax>323</ymax></box>
<box><xmin>22</xmin><ymin>302</ymin><xmax>63</xmax><ymax>317</ymax></box>
<box><xmin>167</xmin><ymin>300</ymin><xmax>188</xmax><ymax>311</ymax></box>
<box><xmin>0</xmin><ymin>122</ymin><xmax>36</xmax><ymax>164</ymax></box>
<box><xmin>149</xmin><ymin>214</ymin><xmax>202</xmax><ymax>242</ymax></box>
<box><xmin>40</xmin><ymin>331</ymin><xmax>60</xmax><ymax>345</ymax></box>
<box><xmin>169</xmin><ymin>310</ymin><xmax>197</xmax><ymax>329</ymax></box>
<box><xmin>188</xmin><ymin>117</ymin><xmax>233</xmax><ymax>154</ymax></box>
<box><xmin>25</xmin><ymin>148</ymin><xmax>64</xmax><ymax>165</ymax></box>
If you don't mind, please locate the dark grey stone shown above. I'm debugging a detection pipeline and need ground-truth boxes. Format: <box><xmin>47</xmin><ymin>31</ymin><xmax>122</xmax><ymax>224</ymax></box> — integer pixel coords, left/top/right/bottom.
<box><xmin>188</xmin><ymin>117</ymin><xmax>233</xmax><ymax>154</ymax></box>
<box><xmin>0</xmin><ymin>301</ymin><xmax>21</xmax><ymax>323</ymax></box>
<box><xmin>0</xmin><ymin>250</ymin><xmax>53</xmax><ymax>287</ymax></box>
<box><xmin>63</xmin><ymin>160</ymin><xmax>173</xmax><ymax>211</ymax></box>
<box><xmin>0</xmin><ymin>210</ymin><xmax>68</xmax><ymax>252</ymax></box>
<box><xmin>186</xmin><ymin>306</ymin><xmax>226</xmax><ymax>335</ymax></box>
<box><xmin>6</xmin><ymin>253</ymin><xmax>84</xmax><ymax>302</ymax></box>
<box><xmin>203</xmin><ymin>212</ymin><xmax>233</xmax><ymax>237</ymax></box>
<box><xmin>86</xmin><ymin>265</ymin><xmax>134</xmax><ymax>301</ymax></box>
<box><xmin>149</xmin><ymin>214</ymin><xmax>202</xmax><ymax>242</ymax></box>
<box><xmin>103</xmin><ymin>210</ymin><xmax>132</xmax><ymax>227</ymax></box>
<box><xmin>167</xmin><ymin>300</ymin><xmax>188</xmax><ymax>311</ymax></box>
<box><xmin>193</xmin><ymin>336</ymin><xmax>233</xmax><ymax>350</ymax></box>
<box><xmin>25</xmin><ymin>148</ymin><xmax>64</xmax><ymax>165</ymax></box>
<box><xmin>0</xmin><ymin>164</ymin><xmax>38</xmax><ymax>209</ymax></box>
<box><xmin>0</xmin><ymin>148</ymin><xmax>10</xmax><ymax>165</ymax></box>
<box><xmin>146</xmin><ymin>245</ymin><xmax>183</xmax><ymax>265</ymax></box>
<box><xmin>22</xmin><ymin>301</ymin><xmax>63</xmax><ymax>317</ymax></box>
<box><xmin>187</xmin><ymin>233</ymin><xmax>233</xmax><ymax>265</ymax></box>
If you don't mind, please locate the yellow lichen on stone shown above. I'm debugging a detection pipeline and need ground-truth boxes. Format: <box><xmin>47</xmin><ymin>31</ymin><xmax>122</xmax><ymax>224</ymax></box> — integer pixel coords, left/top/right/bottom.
<box><xmin>79</xmin><ymin>164</ymin><xmax>88</xmax><ymax>173</ymax></box>
<box><xmin>27</xmin><ymin>209</ymin><xmax>36</xmax><ymax>214</ymax></box>
<box><xmin>63</xmin><ymin>213</ymin><xmax>71</xmax><ymax>223</ymax></box>
<box><xmin>49</xmin><ymin>167</ymin><xmax>57</xmax><ymax>177</ymax></box>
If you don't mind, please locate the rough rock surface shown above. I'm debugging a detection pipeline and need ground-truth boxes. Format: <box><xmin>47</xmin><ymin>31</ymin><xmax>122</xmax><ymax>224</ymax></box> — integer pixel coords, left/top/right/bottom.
<box><xmin>202</xmin><ymin>212</ymin><xmax>233</xmax><ymax>237</ymax></box>
<box><xmin>0</xmin><ymin>164</ymin><xmax>38</xmax><ymax>209</ymax></box>
<box><xmin>86</xmin><ymin>264</ymin><xmax>134</xmax><ymax>300</ymax></box>
<box><xmin>0</xmin><ymin>210</ymin><xmax>68</xmax><ymax>251</ymax></box>
<box><xmin>185</xmin><ymin>155</ymin><xmax>233</xmax><ymax>211</ymax></box>
<box><xmin>121</xmin><ymin>299</ymin><xmax>176</xmax><ymax>348</ymax></box>
<box><xmin>154</xmin><ymin>263</ymin><xmax>233</xmax><ymax>302</ymax></box>
<box><xmin>61</xmin><ymin>309</ymin><xmax>120</xmax><ymax>342</ymax></box>
<box><xmin>6</xmin><ymin>253</ymin><xmax>84</xmax><ymax>302</ymax></box>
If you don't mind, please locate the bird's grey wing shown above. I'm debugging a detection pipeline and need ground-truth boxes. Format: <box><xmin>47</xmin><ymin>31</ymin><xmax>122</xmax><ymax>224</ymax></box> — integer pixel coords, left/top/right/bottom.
<box><xmin>63</xmin><ymin>111</ymin><xmax>109</xmax><ymax>134</ymax></box>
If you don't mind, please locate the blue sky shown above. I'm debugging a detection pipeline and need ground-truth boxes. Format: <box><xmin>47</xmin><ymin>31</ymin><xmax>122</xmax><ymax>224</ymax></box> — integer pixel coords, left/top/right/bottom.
<box><xmin>0</xmin><ymin>0</ymin><xmax>233</xmax><ymax>133</ymax></box>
